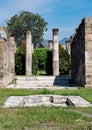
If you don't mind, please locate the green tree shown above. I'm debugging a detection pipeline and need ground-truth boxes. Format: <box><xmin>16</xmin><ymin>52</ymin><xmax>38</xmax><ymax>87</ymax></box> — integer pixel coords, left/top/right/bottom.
<box><xmin>59</xmin><ymin>45</ymin><xmax>70</xmax><ymax>75</ymax></box>
<box><xmin>6</xmin><ymin>11</ymin><xmax>48</xmax><ymax>47</ymax></box>
<box><xmin>46</xmin><ymin>50</ymin><xmax>53</xmax><ymax>75</ymax></box>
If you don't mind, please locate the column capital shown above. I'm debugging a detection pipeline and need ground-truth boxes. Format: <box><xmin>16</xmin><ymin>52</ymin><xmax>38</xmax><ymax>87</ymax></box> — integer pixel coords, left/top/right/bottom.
<box><xmin>48</xmin><ymin>40</ymin><xmax>53</xmax><ymax>43</ymax></box>
<box><xmin>52</xmin><ymin>28</ymin><xmax>59</xmax><ymax>35</ymax></box>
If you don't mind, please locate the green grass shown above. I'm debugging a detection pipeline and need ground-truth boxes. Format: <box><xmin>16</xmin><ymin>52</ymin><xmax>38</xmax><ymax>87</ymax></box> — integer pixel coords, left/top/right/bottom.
<box><xmin>0</xmin><ymin>107</ymin><xmax>92</xmax><ymax>130</ymax></box>
<box><xmin>0</xmin><ymin>88</ymin><xmax>92</xmax><ymax>129</ymax></box>
<box><xmin>0</xmin><ymin>87</ymin><xmax>92</xmax><ymax>102</ymax></box>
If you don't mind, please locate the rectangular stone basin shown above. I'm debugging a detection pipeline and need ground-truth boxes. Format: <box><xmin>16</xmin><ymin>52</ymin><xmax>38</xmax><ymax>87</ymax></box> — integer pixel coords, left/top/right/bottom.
<box><xmin>3</xmin><ymin>95</ymin><xmax>92</xmax><ymax>108</ymax></box>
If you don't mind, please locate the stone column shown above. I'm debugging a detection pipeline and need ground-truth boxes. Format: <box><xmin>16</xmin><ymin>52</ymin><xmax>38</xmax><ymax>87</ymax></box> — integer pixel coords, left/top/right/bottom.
<box><xmin>52</xmin><ymin>28</ymin><xmax>59</xmax><ymax>76</ymax></box>
<box><xmin>9</xmin><ymin>37</ymin><xmax>16</xmax><ymax>74</ymax></box>
<box><xmin>48</xmin><ymin>40</ymin><xmax>53</xmax><ymax>50</ymax></box>
<box><xmin>66</xmin><ymin>40</ymin><xmax>71</xmax><ymax>55</ymax></box>
<box><xmin>26</xmin><ymin>30</ymin><xmax>32</xmax><ymax>76</ymax></box>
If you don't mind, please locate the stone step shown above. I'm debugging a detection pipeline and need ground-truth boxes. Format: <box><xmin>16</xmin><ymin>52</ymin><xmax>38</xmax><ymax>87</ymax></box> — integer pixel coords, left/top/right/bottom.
<box><xmin>15</xmin><ymin>76</ymin><xmax>71</xmax><ymax>87</ymax></box>
<box><xmin>16</xmin><ymin>76</ymin><xmax>70</xmax><ymax>80</ymax></box>
<box><xmin>16</xmin><ymin>80</ymin><xmax>69</xmax><ymax>84</ymax></box>
<box><xmin>15</xmin><ymin>84</ymin><xmax>69</xmax><ymax>88</ymax></box>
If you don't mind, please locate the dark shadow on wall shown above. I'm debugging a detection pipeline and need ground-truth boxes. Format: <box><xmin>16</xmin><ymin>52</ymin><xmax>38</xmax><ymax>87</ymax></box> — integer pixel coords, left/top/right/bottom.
<box><xmin>53</xmin><ymin>76</ymin><xmax>75</xmax><ymax>87</ymax></box>
<box><xmin>71</xmin><ymin>19</ymin><xmax>85</xmax><ymax>87</ymax></box>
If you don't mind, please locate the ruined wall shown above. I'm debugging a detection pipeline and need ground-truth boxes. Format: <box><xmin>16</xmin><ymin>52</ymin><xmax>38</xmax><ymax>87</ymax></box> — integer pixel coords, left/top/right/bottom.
<box><xmin>0</xmin><ymin>27</ymin><xmax>16</xmax><ymax>87</ymax></box>
<box><xmin>85</xmin><ymin>17</ymin><xmax>92</xmax><ymax>87</ymax></box>
<box><xmin>71</xmin><ymin>17</ymin><xmax>92</xmax><ymax>87</ymax></box>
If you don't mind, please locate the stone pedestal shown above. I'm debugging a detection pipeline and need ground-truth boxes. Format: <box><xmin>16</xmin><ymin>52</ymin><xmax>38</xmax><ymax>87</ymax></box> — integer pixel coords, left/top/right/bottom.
<box><xmin>52</xmin><ymin>29</ymin><xmax>59</xmax><ymax>76</ymax></box>
<box><xmin>48</xmin><ymin>40</ymin><xmax>53</xmax><ymax>50</ymax></box>
<box><xmin>26</xmin><ymin>31</ymin><xmax>32</xmax><ymax>76</ymax></box>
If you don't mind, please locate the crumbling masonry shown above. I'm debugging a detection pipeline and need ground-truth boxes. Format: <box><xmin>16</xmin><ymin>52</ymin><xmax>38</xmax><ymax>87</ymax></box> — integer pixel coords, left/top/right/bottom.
<box><xmin>71</xmin><ymin>17</ymin><xmax>92</xmax><ymax>87</ymax></box>
<box><xmin>0</xmin><ymin>27</ymin><xmax>16</xmax><ymax>87</ymax></box>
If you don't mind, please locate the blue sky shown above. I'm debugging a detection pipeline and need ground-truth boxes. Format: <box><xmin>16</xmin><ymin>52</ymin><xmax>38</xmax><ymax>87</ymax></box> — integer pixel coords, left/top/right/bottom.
<box><xmin>0</xmin><ymin>0</ymin><xmax>92</xmax><ymax>40</ymax></box>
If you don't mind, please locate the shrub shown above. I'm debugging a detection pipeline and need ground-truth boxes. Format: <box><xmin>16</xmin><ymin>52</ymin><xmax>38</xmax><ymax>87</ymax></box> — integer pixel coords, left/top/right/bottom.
<box><xmin>33</xmin><ymin>48</ymin><xmax>47</xmax><ymax>70</ymax></box>
<box><xmin>15</xmin><ymin>47</ymin><xmax>25</xmax><ymax>75</ymax></box>
<box><xmin>59</xmin><ymin>45</ymin><xmax>70</xmax><ymax>75</ymax></box>
<box><xmin>46</xmin><ymin>50</ymin><xmax>53</xmax><ymax>75</ymax></box>
<box><xmin>15</xmin><ymin>44</ymin><xmax>70</xmax><ymax>76</ymax></box>
<box><xmin>32</xmin><ymin>53</ymin><xmax>38</xmax><ymax>75</ymax></box>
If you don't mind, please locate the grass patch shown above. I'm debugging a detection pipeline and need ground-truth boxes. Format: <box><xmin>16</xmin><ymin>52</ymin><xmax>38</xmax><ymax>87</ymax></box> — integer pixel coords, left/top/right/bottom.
<box><xmin>0</xmin><ymin>88</ymin><xmax>92</xmax><ymax>129</ymax></box>
<box><xmin>0</xmin><ymin>106</ymin><xmax>92</xmax><ymax>130</ymax></box>
<box><xmin>0</xmin><ymin>87</ymin><xmax>92</xmax><ymax>102</ymax></box>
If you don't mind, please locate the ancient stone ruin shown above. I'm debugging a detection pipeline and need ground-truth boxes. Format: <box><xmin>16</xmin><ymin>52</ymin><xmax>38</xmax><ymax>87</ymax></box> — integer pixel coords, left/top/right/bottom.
<box><xmin>1</xmin><ymin>16</ymin><xmax>92</xmax><ymax>88</ymax></box>
<box><xmin>0</xmin><ymin>26</ymin><xmax>60</xmax><ymax>87</ymax></box>
<box><xmin>71</xmin><ymin>17</ymin><xmax>92</xmax><ymax>87</ymax></box>
<box><xmin>0</xmin><ymin>26</ymin><xmax>16</xmax><ymax>87</ymax></box>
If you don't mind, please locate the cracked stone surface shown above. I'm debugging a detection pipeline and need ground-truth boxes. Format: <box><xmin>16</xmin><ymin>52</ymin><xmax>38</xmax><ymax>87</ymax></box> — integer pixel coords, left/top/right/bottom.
<box><xmin>3</xmin><ymin>95</ymin><xmax>92</xmax><ymax>108</ymax></box>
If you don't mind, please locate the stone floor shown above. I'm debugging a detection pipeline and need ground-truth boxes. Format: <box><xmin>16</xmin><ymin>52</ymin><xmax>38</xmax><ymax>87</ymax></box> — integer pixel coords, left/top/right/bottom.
<box><xmin>3</xmin><ymin>95</ymin><xmax>92</xmax><ymax>108</ymax></box>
